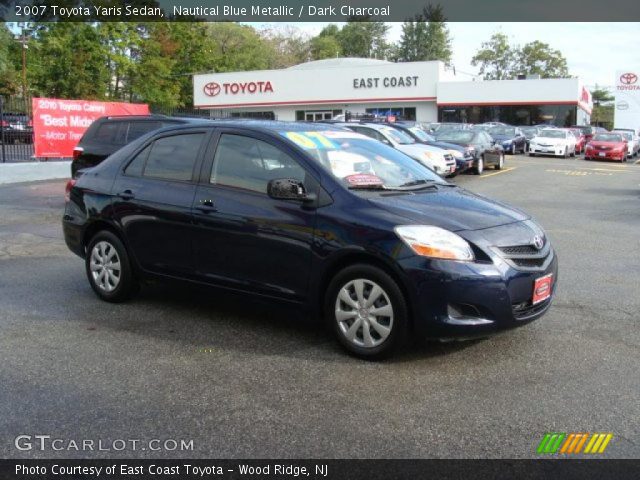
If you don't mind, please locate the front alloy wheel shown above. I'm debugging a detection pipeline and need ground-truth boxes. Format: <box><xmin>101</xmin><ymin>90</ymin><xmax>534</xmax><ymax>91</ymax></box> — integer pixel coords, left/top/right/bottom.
<box><xmin>335</xmin><ymin>279</ymin><xmax>394</xmax><ymax>349</ymax></box>
<box><xmin>475</xmin><ymin>156</ymin><xmax>484</xmax><ymax>175</ymax></box>
<box><xmin>326</xmin><ymin>264</ymin><xmax>407</xmax><ymax>358</ymax></box>
<box><xmin>496</xmin><ymin>153</ymin><xmax>504</xmax><ymax>170</ymax></box>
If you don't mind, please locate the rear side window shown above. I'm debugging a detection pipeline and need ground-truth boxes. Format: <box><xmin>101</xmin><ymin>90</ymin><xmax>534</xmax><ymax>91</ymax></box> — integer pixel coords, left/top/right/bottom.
<box><xmin>126</xmin><ymin>121</ymin><xmax>163</xmax><ymax>142</ymax></box>
<box><xmin>92</xmin><ymin>122</ymin><xmax>123</xmax><ymax>144</ymax></box>
<box><xmin>142</xmin><ymin>133</ymin><xmax>204</xmax><ymax>181</ymax></box>
<box><xmin>211</xmin><ymin>134</ymin><xmax>305</xmax><ymax>193</ymax></box>
<box><xmin>124</xmin><ymin>145</ymin><xmax>151</xmax><ymax>177</ymax></box>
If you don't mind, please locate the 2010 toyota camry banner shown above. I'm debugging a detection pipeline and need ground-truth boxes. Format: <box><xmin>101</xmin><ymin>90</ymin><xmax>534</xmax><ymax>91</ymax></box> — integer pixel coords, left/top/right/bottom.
<box><xmin>31</xmin><ymin>97</ymin><xmax>149</xmax><ymax>158</ymax></box>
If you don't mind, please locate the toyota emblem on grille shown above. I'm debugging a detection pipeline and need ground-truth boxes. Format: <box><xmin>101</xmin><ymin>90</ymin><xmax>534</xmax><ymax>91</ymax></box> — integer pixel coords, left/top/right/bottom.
<box><xmin>532</xmin><ymin>235</ymin><xmax>544</xmax><ymax>250</ymax></box>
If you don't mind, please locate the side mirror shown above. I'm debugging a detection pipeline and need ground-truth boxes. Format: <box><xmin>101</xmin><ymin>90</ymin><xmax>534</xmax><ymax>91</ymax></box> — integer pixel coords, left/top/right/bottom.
<box><xmin>267</xmin><ymin>178</ymin><xmax>316</xmax><ymax>203</ymax></box>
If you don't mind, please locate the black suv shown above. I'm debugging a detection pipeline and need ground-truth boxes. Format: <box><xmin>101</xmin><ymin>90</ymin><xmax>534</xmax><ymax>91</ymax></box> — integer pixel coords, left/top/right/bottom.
<box><xmin>71</xmin><ymin>115</ymin><xmax>205</xmax><ymax>177</ymax></box>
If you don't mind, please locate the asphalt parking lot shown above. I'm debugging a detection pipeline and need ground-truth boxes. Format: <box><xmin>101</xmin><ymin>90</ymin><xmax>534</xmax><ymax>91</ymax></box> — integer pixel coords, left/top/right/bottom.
<box><xmin>0</xmin><ymin>154</ymin><xmax>639</xmax><ymax>459</ymax></box>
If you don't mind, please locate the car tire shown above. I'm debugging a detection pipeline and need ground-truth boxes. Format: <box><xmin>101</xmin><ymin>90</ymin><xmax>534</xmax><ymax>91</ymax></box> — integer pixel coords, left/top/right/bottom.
<box><xmin>496</xmin><ymin>152</ymin><xmax>504</xmax><ymax>170</ymax></box>
<box><xmin>563</xmin><ymin>147</ymin><xmax>569</xmax><ymax>159</ymax></box>
<box><xmin>325</xmin><ymin>264</ymin><xmax>408</xmax><ymax>359</ymax></box>
<box><xmin>474</xmin><ymin>156</ymin><xmax>484</xmax><ymax>175</ymax></box>
<box><xmin>85</xmin><ymin>231</ymin><xmax>138</xmax><ymax>303</ymax></box>
<box><xmin>571</xmin><ymin>147</ymin><xmax>576</xmax><ymax>157</ymax></box>
<box><xmin>511</xmin><ymin>144</ymin><xmax>516</xmax><ymax>155</ymax></box>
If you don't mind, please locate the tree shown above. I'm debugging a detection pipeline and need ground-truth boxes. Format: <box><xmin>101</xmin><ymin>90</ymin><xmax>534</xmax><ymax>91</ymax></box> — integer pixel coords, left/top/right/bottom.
<box><xmin>396</xmin><ymin>6</ymin><xmax>452</xmax><ymax>65</ymax></box>
<box><xmin>0</xmin><ymin>23</ymin><xmax>20</xmax><ymax>96</ymax></box>
<box><xmin>337</xmin><ymin>20</ymin><xmax>390</xmax><ymax>59</ymax></box>
<box><xmin>310</xmin><ymin>35</ymin><xmax>341</xmax><ymax>60</ymax></box>
<box><xmin>471</xmin><ymin>33</ymin><xmax>517</xmax><ymax>80</ymax></box>
<box><xmin>97</xmin><ymin>23</ymin><xmax>142</xmax><ymax>101</ymax></box>
<box><xmin>590</xmin><ymin>84</ymin><xmax>614</xmax><ymax>127</ymax></box>
<box><xmin>259</xmin><ymin>26</ymin><xmax>311</xmax><ymax>68</ymax></box>
<box><xmin>28</xmin><ymin>23</ymin><xmax>110</xmax><ymax>99</ymax></box>
<box><xmin>515</xmin><ymin>40</ymin><xmax>569</xmax><ymax>78</ymax></box>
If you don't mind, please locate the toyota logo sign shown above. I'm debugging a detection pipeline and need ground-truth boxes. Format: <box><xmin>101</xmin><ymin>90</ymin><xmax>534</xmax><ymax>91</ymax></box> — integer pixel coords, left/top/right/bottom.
<box><xmin>532</xmin><ymin>235</ymin><xmax>545</xmax><ymax>250</ymax></box>
<box><xmin>203</xmin><ymin>82</ymin><xmax>221</xmax><ymax>97</ymax></box>
<box><xmin>620</xmin><ymin>73</ymin><xmax>638</xmax><ymax>85</ymax></box>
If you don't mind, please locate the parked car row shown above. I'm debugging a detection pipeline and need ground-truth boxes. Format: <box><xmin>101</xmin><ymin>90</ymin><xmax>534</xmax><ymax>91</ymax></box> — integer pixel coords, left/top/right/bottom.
<box><xmin>0</xmin><ymin>112</ymin><xmax>33</xmax><ymax>144</ymax></box>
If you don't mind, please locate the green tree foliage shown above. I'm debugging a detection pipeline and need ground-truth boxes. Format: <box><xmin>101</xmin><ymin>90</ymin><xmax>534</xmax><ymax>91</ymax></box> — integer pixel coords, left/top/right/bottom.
<box><xmin>0</xmin><ymin>23</ymin><xmax>20</xmax><ymax>96</ymax></box>
<box><xmin>471</xmin><ymin>33</ymin><xmax>516</xmax><ymax>80</ymax></box>
<box><xmin>516</xmin><ymin>40</ymin><xmax>568</xmax><ymax>78</ymax></box>
<box><xmin>337</xmin><ymin>20</ymin><xmax>390</xmax><ymax>59</ymax></box>
<box><xmin>260</xmin><ymin>26</ymin><xmax>311</xmax><ymax>68</ymax></box>
<box><xmin>29</xmin><ymin>23</ymin><xmax>110</xmax><ymax>99</ymax></box>
<box><xmin>472</xmin><ymin>33</ymin><xmax>570</xmax><ymax>80</ymax></box>
<box><xmin>397</xmin><ymin>5</ymin><xmax>452</xmax><ymax>64</ymax></box>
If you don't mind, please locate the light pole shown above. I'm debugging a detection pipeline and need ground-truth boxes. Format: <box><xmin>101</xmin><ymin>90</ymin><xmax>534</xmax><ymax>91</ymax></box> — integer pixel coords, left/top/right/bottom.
<box><xmin>15</xmin><ymin>23</ymin><xmax>31</xmax><ymax>98</ymax></box>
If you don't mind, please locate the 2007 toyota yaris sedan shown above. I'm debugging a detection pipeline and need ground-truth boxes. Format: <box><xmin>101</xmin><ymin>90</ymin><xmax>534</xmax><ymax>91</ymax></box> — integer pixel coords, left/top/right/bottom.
<box><xmin>63</xmin><ymin>120</ymin><xmax>557</xmax><ymax>358</ymax></box>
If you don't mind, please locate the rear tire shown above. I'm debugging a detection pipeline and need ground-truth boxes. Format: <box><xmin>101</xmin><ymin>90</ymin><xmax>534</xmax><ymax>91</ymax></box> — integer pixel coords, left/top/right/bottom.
<box><xmin>85</xmin><ymin>231</ymin><xmax>138</xmax><ymax>303</ymax></box>
<box><xmin>495</xmin><ymin>153</ymin><xmax>504</xmax><ymax>170</ymax></box>
<box><xmin>325</xmin><ymin>264</ymin><xmax>408</xmax><ymax>359</ymax></box>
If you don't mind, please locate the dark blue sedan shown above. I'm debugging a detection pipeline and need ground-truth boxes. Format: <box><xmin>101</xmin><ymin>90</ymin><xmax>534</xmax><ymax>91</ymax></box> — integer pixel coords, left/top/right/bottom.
<box><xmin>488</xmin><ymin>126</ymin><xmax>527</xmax><ymax>154</ymax></box>
<box><xmin>63</xmin><ymin>121</ymin><xmax>557</xmax><ymax>358</ymax></box>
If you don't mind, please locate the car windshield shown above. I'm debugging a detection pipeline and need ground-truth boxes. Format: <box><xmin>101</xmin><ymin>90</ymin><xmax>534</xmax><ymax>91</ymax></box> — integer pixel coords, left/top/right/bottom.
<box><xmin>489</xmin><ymin>127</ymin><xmax>516</xmax><ymax>136</ymax></box>
<box><xmin>435</xmin><ymin>131</ymin><xmax>475</xmax><ymax>143</ymax></box>
<box><xmin>408</xmin><ymin>127</ymin><xmax>434</xmax><ymax>142</ymax></box>
<box><xmin>614</xmin><ymin>132</ymin><xmax>632</xmax><ymax>140</ymax></box>
<box><xmin>538</xmin><ymin>130</ymin><xmax>565</xmax><ymax>139</ymax></box>
<box><xmin>380</xmin><ymin>127</ymin><xmax>415</xmax><ymax>145</ymax></box>
<box><xmin>280</xmin><ymin>130</ymin><xmax>445</xmax><ymax>189</ymax></box>
<box><xmin>593</xmin><ymin>133</ymin><xmax>623</xmax><ymax>142</ymax></box>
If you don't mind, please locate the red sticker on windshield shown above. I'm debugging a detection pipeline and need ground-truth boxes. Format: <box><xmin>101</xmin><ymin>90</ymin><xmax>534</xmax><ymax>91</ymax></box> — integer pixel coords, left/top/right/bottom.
<box><xmin>344</xmin><ymin>174</ymin><xmax>384</xmax><ymax>186</ymax></box>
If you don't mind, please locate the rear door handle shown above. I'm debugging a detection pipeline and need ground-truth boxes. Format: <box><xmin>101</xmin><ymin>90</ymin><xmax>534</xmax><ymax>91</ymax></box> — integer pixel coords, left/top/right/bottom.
<box><xmin>117</xmin><ymin>189</ymin><xmax>135</xmax><ymax>200</ymax></box>
<box><xmin>196</xmin><ymin>199</ymin><xmax>217</xmax><ymax>213</ymax></box>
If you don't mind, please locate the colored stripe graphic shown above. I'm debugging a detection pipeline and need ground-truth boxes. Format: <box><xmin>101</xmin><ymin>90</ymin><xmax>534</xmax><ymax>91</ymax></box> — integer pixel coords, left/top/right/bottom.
<box><xmin>539</xmin><ymin>433</ymin><xmax>613</xmax><ymax>454</ymax></box>
<box><xmin>537</xmin><ymin>433</ymin><xmax>566</xmax><ymax>454</ymax></box>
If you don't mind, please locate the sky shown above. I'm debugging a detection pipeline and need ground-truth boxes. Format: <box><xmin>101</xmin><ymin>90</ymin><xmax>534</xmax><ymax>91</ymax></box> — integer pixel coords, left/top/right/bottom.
<box><xmin>256</xmin><ymin>22</ymin><xmax>640</xmax><ymax>90</ymax></box>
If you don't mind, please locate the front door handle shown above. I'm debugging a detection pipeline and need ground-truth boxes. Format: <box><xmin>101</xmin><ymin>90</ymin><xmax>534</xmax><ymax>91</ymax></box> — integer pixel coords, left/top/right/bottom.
<box><xmin>196</xmin><ymin>199</ymin><xmax>217</xmax><ymax>212</ymax></box>
<box><xmin>117</xmin><ymin>189</ymin><xmax>135</xmax><ymax>200</ymax></box>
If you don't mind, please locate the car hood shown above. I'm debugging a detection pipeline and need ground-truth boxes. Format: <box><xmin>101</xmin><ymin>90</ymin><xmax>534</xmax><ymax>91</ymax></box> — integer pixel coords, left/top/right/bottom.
<box><xmin>368</xmin><ymin>187</ymin><xmax>529</xmax><ymax>232</ymax></box>
<box><xmin>427</xmin><ymin>141</ymin><xmax>465</xmax><ymax>153</ymax></box>
<box><xmin>492</xmin><ymin>134</ymin><xmax>515</xmax><ymax>142</ymax></box>
<box><xmin>532</xmin><ymin>137</ymin><xmax>567</xmax><ymax>145</ymax></box>
<box><xmin>396</xmin><ymin>143</ymin><xmax>443</xmax><ymax>157</ymax></box>
<box><xmin>589</xmin><ymin>141</ymin><xmax>625</xmax><ymax>148</ymax></box>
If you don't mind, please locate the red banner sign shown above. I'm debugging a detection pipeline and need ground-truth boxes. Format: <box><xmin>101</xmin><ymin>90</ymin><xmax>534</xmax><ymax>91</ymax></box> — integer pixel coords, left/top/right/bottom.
<box><xmin>32</xmin><ymin>97</ymin><xmax>149</xmax><ymax>158</ymax></box>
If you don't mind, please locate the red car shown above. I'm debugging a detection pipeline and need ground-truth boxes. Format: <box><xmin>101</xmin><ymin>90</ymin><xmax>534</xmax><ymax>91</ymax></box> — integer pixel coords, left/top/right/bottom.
<box><xmin>584</xmin><ymin>133</ymin><xmax>628</xmax><ymax>162</ymax></box>
<box><xmin>570</xmin><ymin>129</ymin><xmax>586</xmax><ymax>153</ymax></box>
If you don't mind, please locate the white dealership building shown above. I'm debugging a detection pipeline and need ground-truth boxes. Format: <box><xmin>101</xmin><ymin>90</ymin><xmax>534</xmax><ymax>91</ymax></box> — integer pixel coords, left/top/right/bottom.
<box><xmin>193</xmin><ymin>58</ymin><xmax>592</xmax><ymax>126</ymax></box>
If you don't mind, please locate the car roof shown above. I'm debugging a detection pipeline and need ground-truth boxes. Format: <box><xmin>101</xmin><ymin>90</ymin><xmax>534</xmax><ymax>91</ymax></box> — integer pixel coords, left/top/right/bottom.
<box><xmin>150</xmin><ymin>119</ymin><xmax>345</xmax><ymax>136</ymax></box>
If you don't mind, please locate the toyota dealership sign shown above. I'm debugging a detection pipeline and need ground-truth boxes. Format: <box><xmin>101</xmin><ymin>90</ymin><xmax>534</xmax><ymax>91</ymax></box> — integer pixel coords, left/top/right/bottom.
<box><xmin>615</xmin><ymin>70</ymin><xmax>640</xmax><ymax>130</ymax></box>
<box><xmin>192</xmin><ymin>62</ymin><xmax>441</xmax><ymax>109</ymax></box>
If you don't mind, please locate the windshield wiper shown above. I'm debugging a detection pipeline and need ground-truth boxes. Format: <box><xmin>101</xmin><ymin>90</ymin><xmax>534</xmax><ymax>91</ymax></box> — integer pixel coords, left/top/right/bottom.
<box><xmin>394</xmin><ymin>179</ymin><xmax>440</xmax><ymax>190</ymax></box>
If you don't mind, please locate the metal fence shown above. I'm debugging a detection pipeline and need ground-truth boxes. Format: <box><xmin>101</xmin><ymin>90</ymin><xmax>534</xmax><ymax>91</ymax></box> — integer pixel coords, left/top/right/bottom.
<box><xmin>0</xmin><ymin>96</ymin><xmax>35</xmax><ymax>163</ymax></box>
<box><xmin>0</xmin><ymin>95</ymin><xmax>276</xmax><ymax>163</ymax></box>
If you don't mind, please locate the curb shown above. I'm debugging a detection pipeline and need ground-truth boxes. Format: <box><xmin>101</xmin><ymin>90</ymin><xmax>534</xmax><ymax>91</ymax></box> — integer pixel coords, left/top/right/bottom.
<box><xmin>0</xmin><ymin>161</ymin><xmax>71</xmax><ymax>185</ymax></box>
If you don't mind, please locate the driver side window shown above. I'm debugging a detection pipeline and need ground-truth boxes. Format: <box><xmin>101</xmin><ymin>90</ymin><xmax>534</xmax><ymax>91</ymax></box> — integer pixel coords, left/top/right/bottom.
<box><xmin>211</xmin><ymin>134</ymin><xmax>306</xmax><ymax>194</ymax></box>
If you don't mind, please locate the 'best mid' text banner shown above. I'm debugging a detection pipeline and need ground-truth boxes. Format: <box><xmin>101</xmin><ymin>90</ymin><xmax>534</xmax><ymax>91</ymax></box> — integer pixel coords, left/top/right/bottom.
<box><xmin>32</xmin><ymin>98</ymin><xmax>149</xmax><ymax>158</ymax></box>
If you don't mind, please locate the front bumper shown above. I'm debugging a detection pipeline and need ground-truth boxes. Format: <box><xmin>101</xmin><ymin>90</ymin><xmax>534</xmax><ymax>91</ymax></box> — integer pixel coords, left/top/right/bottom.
<box><xmin>399</xmin><ymin>246</ymin><xmax>558</xmax><ymax>339</ymax></box>
<box><xmin>584</xmin><ymin>149</ymin><xmax>625</xmax><ymax>161</ymax></box>
<box><xmin>528</xmin><ymin>145</ymin><xmax>567</xmax><ymax>156</ymax></box>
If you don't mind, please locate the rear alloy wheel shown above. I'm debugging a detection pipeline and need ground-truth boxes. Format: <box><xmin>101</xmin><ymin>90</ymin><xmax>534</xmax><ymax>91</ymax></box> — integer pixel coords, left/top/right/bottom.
<box><xmin>326</xmin><ymin>265</ymin><xmax>407</xmax><ymax>359</ymax></box>
<box><xmin>495</xmin><ymin>153</ymin><xmax>505</xmax><ymax>170</ymax></box>
<box><xmin>86</xmin><ymin>231</ymin><xmax>138</xmax><ymax>303</ymax></box>
<box><xmin>475</xmin><ymin>156</ymin><xmax>484</xmax><ymax>175</ymax></box>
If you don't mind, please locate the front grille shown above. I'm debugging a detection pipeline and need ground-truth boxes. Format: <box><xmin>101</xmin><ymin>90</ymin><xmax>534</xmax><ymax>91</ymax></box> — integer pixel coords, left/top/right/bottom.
<box><xmin>596</xmin><ymin>145</ymin><xmax>611</xmax><ymax>151</ymax></box>
<box><xmin>495</xmin><ymin>242</ymin><xmax>551</xmax><ymax>271</ymax></box>
<box><xmin>512</xmin><ymin>298</ymin><xmax>551</xmax><ymax>320</ymax></box>
<box><xmin>499</xmin><ymin>245</ymin><xmax>539</xmax><ymax>255</ymax></box>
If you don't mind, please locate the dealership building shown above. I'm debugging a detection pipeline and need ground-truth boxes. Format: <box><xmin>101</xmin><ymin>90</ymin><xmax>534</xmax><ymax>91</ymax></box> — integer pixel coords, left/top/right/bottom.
<box><xmin>193</xmin><ymin>58</ymin><xmax>592</xmax><ymax>126</ymax></box>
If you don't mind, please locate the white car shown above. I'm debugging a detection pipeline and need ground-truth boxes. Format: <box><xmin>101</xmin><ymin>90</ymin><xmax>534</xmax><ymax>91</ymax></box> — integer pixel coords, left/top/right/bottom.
<box><xmin>528</xmin><ymin>129</ymin><xmax>577</xmax><ymax>158</ymax></box>
<box><xmin>342</xmin><ymin>123</ymin><xmax>456</xmax><ymax>176</ymax></box>
<box><xmin>613</xmin><ymin>130</ymin><xmax>640</xmax><ymax>158</ymax></box>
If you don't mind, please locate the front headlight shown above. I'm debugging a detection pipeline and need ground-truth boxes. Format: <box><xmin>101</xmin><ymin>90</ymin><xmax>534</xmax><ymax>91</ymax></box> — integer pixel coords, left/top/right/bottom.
<box><xmin>394</xmin><ymin>225</ymin><xmax>475</xmax><ymax>261</ymax></box>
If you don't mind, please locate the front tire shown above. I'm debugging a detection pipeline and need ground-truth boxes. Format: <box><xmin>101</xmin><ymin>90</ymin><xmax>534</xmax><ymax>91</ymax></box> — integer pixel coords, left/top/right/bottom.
<box><xmin>495</xmin><ymin>152</ymin><xmax>504</xmax><ymax>170</ymax></box>
<box><xmin>86</xmin><ymin>231</ymin><xmax>138</xmax><ymax>303</ymax></box>
<box><xmin>474</xmin><ymin>156</ymin><xmax>484</xmax><ymax>175</ymax></box>
<box><xmin>325</xmin><ymin>264</ymin><xmax>407</xmax><ymax>359</ymax></box>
